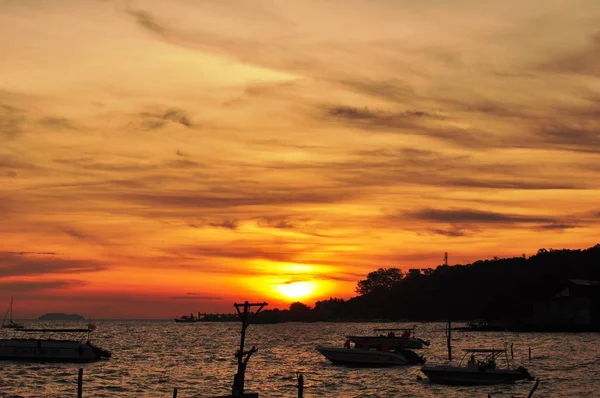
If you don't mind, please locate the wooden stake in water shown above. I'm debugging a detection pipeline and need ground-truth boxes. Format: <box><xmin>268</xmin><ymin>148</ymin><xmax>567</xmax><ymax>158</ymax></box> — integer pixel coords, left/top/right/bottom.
<box><xmin>77</xmin><ymin>368</ymin><xmax>83</xmax><ymax>398</ymax></box>
<box><xmin>231</xmin><ymin>301</ymin><xmax>267</xmax><ymax>396</ymax></box>
<box><xmin>172</xmin><ymin>387</ymin><xmax>178</xmax><ymax>398</ymax></box>
<box><xmin>511</xmin><ymin>343</ymin><xmax>514</xmax><ymax>359</ymax></box>
<box><xmin>297</xmin><ymin>372</ymin><xmax>304</xmax><ymax>398</ymax></box>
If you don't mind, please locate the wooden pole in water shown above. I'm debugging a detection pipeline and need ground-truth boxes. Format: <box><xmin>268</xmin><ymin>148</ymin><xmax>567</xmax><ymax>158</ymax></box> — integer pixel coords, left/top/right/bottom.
<box><xmin>527</xmin><ymin>379</ymin><xmax>540</xmax><ymax>398</ymax></box>
<box><xmin>297</xmin><ymin>372</ymin><xmax>304</xmax><ymax>398</ymax></box>
<box><xmin>77</xmin><ymin>368</ymin><xmax>83</xmax><ymax>398</ymax></box>
<box><xmin>172</xmin><ymin>388</ymin><xmax>178</xmax><ymax>398</ymax></box>
<box><xmin>447</xmin><ymin>320</ymin><xmax>451</xmax><ymax>361</ymax></box>
<box><xmin>511</xmin><ymin>343</ymin><xmax>514</xmax><ymax>359</ymax></box>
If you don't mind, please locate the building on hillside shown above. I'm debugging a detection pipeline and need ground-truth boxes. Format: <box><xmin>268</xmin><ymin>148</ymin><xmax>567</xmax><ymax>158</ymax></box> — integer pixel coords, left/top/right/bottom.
<box><xmin>530</xmin><ymin>279</ymin><xmax>600</xmax><ymax>331</ymax></box>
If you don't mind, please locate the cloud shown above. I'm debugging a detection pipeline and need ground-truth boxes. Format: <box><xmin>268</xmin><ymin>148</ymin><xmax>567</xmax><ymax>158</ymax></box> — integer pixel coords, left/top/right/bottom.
<box><xmin>38</xmin><ymin>116</ymin><xmax>73</xmax><ymax>129</ymax></box>
<box><xmin>410</xmin><ymin>208</ymin><xmax>555</xmax><ymax>224</ymax></box>
<box><xmin>0</xmin><ymin>279</ymin><xmax>83</xmax><ymax>293</ymax></box>
<box><xmin>0</xmin><ymin>252</ymin><xmax>105</xmax><ymax>278</ymax></box>
<box><xmin>129</xmin><ymin>9</ymin><xmax>166</xmax><ymax>36</ymax></box>
<box><xmin>208</xmin><ymin>219</ymin><xmax>239</xmax><ymax>230</ymax></box>
<box><xmin>140</xmin><ymin>108</ymin><xmax>193</xmax><ymax>129</ymax></box>
<box><xmin>169</xmin><ymin>293</ymin><xmax>224</xmax><ymax>300</ymax></box>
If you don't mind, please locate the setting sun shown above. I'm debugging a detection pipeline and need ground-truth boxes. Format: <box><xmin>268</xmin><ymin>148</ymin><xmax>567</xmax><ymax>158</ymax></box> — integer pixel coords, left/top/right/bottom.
<box><xmin>276</xmin><ymin>282</ymin><xmax>316</xmax><ymax>300</ymax></box>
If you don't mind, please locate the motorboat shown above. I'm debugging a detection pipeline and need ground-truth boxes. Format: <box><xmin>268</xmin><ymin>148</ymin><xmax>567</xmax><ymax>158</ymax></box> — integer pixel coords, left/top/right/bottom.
<box><xmin>453</xmin><ymin>320</ymin><xmax>506</xmax><ymax>332</ymax></box>
<box><xmin>316</xmin><ymin>338</ymin><xmax>425</xmax><ymax>367</ymax></box>
<box><xmin>421</xmin><ymin>348</ymin><xmax>534</xmax><ymax>385</ymax></box>
<box><xmin>2</xmin><ymin>297</ymin><xmax>24</xmax><ymax>329</ymax></box>
<box><xmin>0</xmin><ymin>327</ymin><xmax>111</xmax><ymax>362</ymax></box>
<box><xmin>175</xmin><ymin>313</ymin><xmax>202</xmax><ymax>323</ymax></box>
<box><xmin>346</xmin><ymin>327</ymin><xmax>430</xmax><ymax>349</ymax></box>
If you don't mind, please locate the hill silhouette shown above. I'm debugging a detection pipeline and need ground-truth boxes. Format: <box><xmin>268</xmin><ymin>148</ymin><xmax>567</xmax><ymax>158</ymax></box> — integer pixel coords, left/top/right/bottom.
<box><xmin>261</xmin><ymin>244</ymin><xmax>600</xmax><ymax>329</ymax></box>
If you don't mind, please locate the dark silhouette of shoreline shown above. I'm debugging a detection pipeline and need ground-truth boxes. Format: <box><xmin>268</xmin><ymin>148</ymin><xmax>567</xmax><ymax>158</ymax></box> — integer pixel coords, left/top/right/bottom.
<box><xmin>222</xmin><ymin>244</ymin><xmax>600</xmax><ymax>331</ymax></box>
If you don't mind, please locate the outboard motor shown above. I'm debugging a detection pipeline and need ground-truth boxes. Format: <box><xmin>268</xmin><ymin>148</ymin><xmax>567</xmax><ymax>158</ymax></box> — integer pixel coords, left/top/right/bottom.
<box><xmin>517</xmin><ymin>366</ymin><xmax>535</xmax><ymax>380</ymax></box>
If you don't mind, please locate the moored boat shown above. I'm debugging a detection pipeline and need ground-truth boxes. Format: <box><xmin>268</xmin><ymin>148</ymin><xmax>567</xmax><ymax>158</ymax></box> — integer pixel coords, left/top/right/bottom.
<box><xmin>175</xmin><ymin>312</ymin><xmax>201</xmax><ymax>323</ymax></box>
<box><xmin>421</xmin><ymin>348</ymin><xmax>533</xmax><ymax>385</ymax></box>
<box><xmin>2</xmin><ymin>297</ymin><xmax>24</xmax><ymax>329</ymax></box>
<box><xmin>316</xmin><ymin>335</ymin><xmax>425</xmax><ymax>367</ymax></box>
<box><xmin>346</xmin><ymin>327</ymin><xmax>430</xmax><ymax>349</ymax></box>
<box><xmin>317</xmin><ymin>346</ymin><xmax>425</xmax><ymax>366</ymax></box>
<box><xmin>0</xmin><ymin>327</ymin><xmax>111</xmax><ymax>362</ymax></box>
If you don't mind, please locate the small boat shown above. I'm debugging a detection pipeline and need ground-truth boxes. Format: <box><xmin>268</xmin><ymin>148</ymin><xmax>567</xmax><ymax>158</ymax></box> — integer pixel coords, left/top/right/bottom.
<box><xmin>316</xmin><ymin>338</ymin><xmax>425</xmax><ymax>367</ymax></box>
<box><xmin>346</xmin><ymin>327</ymin><xmax>430</xmax><ymax>349</ymax></box>
<box><xmin>421</xmin><ymin>348</ymin><xmax>534</xmax><ymax>385</ymax></box>
<box><xmin>453</xmin><ymin>320</ymin><xmax>506</xmax><ymax>332</ymax></box>
<box><xmin>2</xmin><ymin>297</ymin><xmax>24</xmax><ymax>329</ymax></box>
<box><xmin>174</xmin><ymin>313</ymin><xmax>201</xmax><ymax>323</ymax></box>
<box><xmin>0</xmin><ymin>327</ymin><xmax>111</xmax><ymax>362</ymax></box>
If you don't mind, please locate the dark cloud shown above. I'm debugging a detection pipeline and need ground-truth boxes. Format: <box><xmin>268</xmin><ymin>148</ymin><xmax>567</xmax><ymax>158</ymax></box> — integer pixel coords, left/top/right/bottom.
<box><xmin>0</xmin><ymin>279</ymin><xmax>83</xmax><ymax>293</ymax></box>
<box><xmin>208</xmin><ymin>219</ymin><xmax>239</xmax><ymax>230</ymax></box>
<box><xmin>327</xmin><ymin>105</ymin><xmax>434</xmax><ymax>122</ymax></box>
<box><xmin>129</xmin><ymin>9</ymin><xmax>166</xmax><ymax>36</ymax></box>
<box><xmin>38</xmin><ymin>117</ymin><xmax>73</xmax><ymax>129</ymax></box>
<box><xmin>169</xmin><ymin>293</ymin><xmax>224</xmax><ymax>300</ymax></box>
<box><xmin>0</xmin><ymin>252</ymin><xmax>105</xmax><ymax>278</ymax></box>
<box><xmin>336</xmin><ymin>79</ymin><xmax>415</xmax><ymax>103</ymax></box>
<box><xmin>0</xmin><ymin>104</ymin><xmax>25</xmax><ymax>139</ymax></box>
<box><xmin>116</xmin><ymin>188</ymin><xmax>354</xmax><ymax>210</ymax></box>
<box><xmin>257</xmin><ymin>217</ymin><xmax>296</xmax><ymax>229</ymax></box>
<box><xmin>428</xmin><ymin>227</ymin><xmax>469</xmax><ymax>237</ymax></box>
<box><xmin>164</xmin><ymin>158</ymin><xmax>204</xmax><ymax>169</ymax></box>
<box><xmin>53</xmin><ymin>157</ymin><xmax>157</xmax><ymax>172</ymax></box>
<box><xmin>541</xmin><ymin>31</ymin><xmax>600</xmax><ymax>76</ymax></box>
<box><xmin>411</xmin><ymin>208</ymin><xmax>555</xmax><ymax>224</ymax></box>
<box><xmin>64</xmin><ymin>228</ymin><xmax>93</xmax><ymax>240</ymax></box>
<box><xmin>535</xmin><ymin>223</ymin><xmax>579</xmax><ymax>231</ymax></box>
<box><xmin>536</xmin><ymin>123</ymin><xmax>600</xmax><ymax>154</ymax></box>
<box><xmin>140</xmin><ymin>108</ymin><xmax>193</xmax><ymax>129</ymax></box>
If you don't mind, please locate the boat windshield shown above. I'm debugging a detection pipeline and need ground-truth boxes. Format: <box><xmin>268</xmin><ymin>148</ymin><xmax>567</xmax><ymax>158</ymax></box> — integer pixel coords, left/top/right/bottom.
<box><xmin>459</xmin><ymin>349</ymin><xmax>510</xmax><ymax>369</ymax></box>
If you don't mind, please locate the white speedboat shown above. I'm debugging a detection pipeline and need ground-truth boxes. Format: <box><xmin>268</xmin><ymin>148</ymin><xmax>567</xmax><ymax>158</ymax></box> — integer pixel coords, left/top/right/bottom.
<box><xmin>316</xmin><ymin>336</ymin><xmax>425</xmax><ymax>367</ymax></box>
<box><xmin>2</xmin><ymin>297</ymin><xmax>24</xmax><ymax>329</ymax></box>
<box><xmin>346</xmin><ymin>327</ymin><xmax>430</xmax><ymax>349</ymax></box>
<box><xmin>0</xmin><ymin>327</ymin><xmax>111</xmax><ymax>362</ymax></box>
<box><xmin>421</xmin><ymin>348</ymin><xmax>533</xmax><ymax>385</ymax></box>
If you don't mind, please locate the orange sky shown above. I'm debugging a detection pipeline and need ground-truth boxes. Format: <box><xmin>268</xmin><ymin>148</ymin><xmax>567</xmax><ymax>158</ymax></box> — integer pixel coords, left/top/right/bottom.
<box><xmin>1</xmin><ymin>0</ymin><xmax>600</xmax><ymax>318</ymax></box>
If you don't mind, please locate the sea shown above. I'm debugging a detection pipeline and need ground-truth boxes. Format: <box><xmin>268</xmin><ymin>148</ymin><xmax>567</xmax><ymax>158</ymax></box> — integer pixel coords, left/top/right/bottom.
<box><xmin>0</xmin><ymin>321</ymin><xmax>598</xmax><ymax>397</ymax></box>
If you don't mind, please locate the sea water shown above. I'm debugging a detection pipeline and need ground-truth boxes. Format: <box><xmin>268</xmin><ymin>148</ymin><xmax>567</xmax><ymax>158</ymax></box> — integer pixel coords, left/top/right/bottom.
<box><xmin>0</xmin><ymin>321</ymin><xmax>598</xmax><ymax>397</ymax></box>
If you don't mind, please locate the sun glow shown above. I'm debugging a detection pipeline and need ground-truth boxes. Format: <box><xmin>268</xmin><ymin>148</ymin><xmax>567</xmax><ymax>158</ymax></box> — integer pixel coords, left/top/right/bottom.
<box><xmin>276</xmin><ymin>281</ymin><xmax>316</xmax><ymax>300</ymax></box>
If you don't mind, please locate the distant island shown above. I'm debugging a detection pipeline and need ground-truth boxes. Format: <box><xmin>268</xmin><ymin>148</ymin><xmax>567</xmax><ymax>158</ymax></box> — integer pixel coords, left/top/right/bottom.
<box><xmin>38</xmin><ymin>313</ymin><xmax>85</xmax><ymax>321</ymax></box>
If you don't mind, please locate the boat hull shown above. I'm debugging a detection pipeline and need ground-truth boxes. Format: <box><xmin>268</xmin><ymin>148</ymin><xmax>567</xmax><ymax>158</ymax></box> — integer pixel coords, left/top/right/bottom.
<box><xmin>346</xmin><ymin>336</ymin><xmax>428</xmax><ymax>349</ymax></box>
<box><xmin>0</xmin><ymin>339</ymin><xmax>107</xmax><ymax>363</ymax></box>
<box><xmin>421</xmin><ymin>365</ymin><xmax>529</xmax><ymax>385</ymax></box>
<box><xmin>316</xmin><ymin>346</ymin><xmax>423</xmax><ymax>367</ymax></box>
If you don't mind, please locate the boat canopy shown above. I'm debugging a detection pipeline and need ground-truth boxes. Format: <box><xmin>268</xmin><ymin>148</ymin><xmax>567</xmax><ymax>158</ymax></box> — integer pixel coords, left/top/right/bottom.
<box><xmin>373</xmin><ymin>327</ymin><xmax>415</xmax><ymax>331</ymax></box>
<box><xmin>462</xmin><ymin>348</ymin><xmax>505</xmax><ymax>353</ymax></box>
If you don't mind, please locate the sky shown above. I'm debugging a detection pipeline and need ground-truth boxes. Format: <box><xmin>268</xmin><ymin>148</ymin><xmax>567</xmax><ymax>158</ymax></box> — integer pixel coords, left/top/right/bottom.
<box><xmin>1</xmin><ymin>0</ymin><xmax>600</xmax><ymax>318</ymax></box>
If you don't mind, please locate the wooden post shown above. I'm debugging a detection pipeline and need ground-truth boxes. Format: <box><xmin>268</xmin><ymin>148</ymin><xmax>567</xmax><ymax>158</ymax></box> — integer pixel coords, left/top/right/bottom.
<box><xmin>172</xmin><ymin>388</ymin><xmax>178</xmax><ymax>398</ymax></box>
<box><xmin>510</xmin><ymin>343</ymin><xmax>514</xmax><ymax>359</ymax></box>
<box><xmin>231</xmin><ymin>301</ymin><xmax>267</xmax><ymax>396</ymax></box>
<box><xmin>527</xmin><ymin>379</ymin><xmax>540</xmax><ymax>398</ymax></box>
<box><xmin>77</xmin><ymin>368</ymin><xmax>83</xmax><ymax>398</ymax></box>
<box><xmin>297</xmin><ymin>372</ymin><xmax>304</xmax><ymax>398</ymax></box>
<box><xmin>529</xmin><ymin>347</ymin><xmax>532</xmax><ymax>361</ymax></box>
<box><xmin>446</xmin><ymin>320</ymin><xmax>452</xmax><ymax>361</ymax></box>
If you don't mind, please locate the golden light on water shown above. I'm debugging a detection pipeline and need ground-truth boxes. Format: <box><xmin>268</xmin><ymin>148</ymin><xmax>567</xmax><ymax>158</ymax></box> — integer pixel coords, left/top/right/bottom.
<box><xmin>275</xmin><ymin>282</ymin><xmax>316</xmax><ymax>300</ymax></box>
